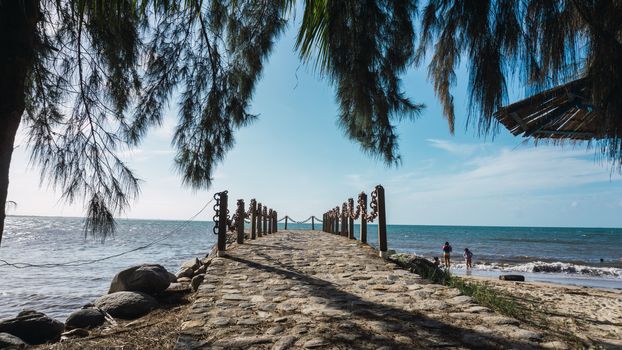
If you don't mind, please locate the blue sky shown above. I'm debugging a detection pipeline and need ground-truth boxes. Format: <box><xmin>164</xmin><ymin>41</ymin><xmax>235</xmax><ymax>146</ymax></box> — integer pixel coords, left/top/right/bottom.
<box><xmin>8</xmin><ymin>21</ymin><xmax>622</xmax><ymax>228</ymax></box>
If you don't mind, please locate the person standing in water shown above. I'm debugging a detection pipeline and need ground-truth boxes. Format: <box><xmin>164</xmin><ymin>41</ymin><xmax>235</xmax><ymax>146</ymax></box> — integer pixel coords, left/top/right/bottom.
<box><xmin>441</xmin><ymin>242</ymin><xmax>452</xmax><ymax>268</ymax></box>
<box><xmin>464</xmin><ymin>248</ymin><xmax>473</xmax><ymax>269</ymax></box>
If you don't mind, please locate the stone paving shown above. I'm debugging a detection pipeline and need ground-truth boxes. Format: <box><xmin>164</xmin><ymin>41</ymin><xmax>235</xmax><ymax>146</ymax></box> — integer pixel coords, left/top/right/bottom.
<box><xmin>175</xmin><ymin>230</ymin><xmax>563</xmax><ymax>350</ymax></box>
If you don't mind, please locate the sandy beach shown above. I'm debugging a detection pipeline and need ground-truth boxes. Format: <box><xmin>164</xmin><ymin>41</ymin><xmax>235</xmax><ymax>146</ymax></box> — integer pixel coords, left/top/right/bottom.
<box><xmin>463</xmin><ymin>275</ymin><xmax>622</xmax><ymax>349</ymax></box>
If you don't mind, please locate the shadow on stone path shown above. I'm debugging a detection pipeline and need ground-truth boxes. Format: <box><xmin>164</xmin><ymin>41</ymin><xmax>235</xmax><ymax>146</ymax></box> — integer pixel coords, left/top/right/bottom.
<box><xmin>175</xmin><ymin>231</ymin><xmax>561</xmax><ymax>350</ymax></box>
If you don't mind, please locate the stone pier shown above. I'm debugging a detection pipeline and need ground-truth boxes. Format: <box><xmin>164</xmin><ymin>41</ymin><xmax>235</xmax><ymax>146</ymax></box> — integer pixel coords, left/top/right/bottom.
<box><xmin>175</xmin><ymin>230</ymin><xmax>559</xmax><ymax>350</ymax></box>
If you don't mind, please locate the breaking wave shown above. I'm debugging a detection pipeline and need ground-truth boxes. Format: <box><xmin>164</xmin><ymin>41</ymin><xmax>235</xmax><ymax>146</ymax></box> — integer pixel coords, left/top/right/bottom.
<box><xmin>458</xmin><ymin>261</ymin><xmax>622</xmax><ymax>279</ymax></box>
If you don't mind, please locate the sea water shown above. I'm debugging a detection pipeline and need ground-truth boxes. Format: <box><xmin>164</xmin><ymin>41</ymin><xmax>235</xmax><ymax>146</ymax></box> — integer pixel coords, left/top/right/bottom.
<box><xmin>1</xmin><ymin>217</ymin><xmax>621</xmax><ymax>321</ymax></box>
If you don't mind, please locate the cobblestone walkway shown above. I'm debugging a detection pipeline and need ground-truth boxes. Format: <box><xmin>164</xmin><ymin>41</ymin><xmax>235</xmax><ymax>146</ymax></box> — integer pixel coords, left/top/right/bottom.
<box><xmin>176</xmin><ymin>231</ymin><xmax>562</xmax><ymax>350</ymax></box>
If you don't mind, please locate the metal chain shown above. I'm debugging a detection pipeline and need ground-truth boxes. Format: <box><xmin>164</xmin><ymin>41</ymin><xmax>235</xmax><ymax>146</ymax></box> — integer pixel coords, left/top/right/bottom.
<box><xmin>212</xmin><ymin>191</ymin><xmax>230</xmax><ymax>235</ymax></box>
<box><xmin>357</xmin><ymin>192</ymin><xmax>366</xmax><ymax>220</ymax></box>
<box><xmin>246</xmin><ymin>198</ymin><xmax>256</xmax><ymax>218</ymax></box>
<box><xmin>366</xmin><ymin>187</ymin><xmax>379</xmax><ymax>222</ymax></box>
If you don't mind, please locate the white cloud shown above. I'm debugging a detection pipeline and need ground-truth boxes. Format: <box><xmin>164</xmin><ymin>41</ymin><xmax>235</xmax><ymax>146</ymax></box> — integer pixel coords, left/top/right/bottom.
<box><xmin>390</xmin><ymin>146</ymin><xmax>619</xmax><ymax>203</ymax></box>
<box><xmin>426</xmin><ymin>139</ymin><xmax>486</xmax><ymax>156</ymax></box>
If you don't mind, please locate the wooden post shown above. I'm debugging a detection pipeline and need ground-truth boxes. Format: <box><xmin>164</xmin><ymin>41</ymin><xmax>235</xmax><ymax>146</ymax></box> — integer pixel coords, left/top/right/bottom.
<box><xmin>217</xmin><ymin>191</ymin><xmax>228</xmax><ymax>255</ymax></box>
<box><xmin>285</xmin><ymin>215</ymin><xmax>288</xmax><ymax>230</ymax></box>
<box><xmin>376</xmin><ymin>185</ymin><xmax>388</xmax><ymax>257</ymax></box>
<box><xmin>333</xmin><ymin>212</ymin><xmax>339</xmax><ymax>234</ymax></box>
<box><xmin>236</xmin><ymin>199</ymin><xmax>245</xmax><ymax>244</ymax></box>
<box><xmin>273</xmin><ymin>211</ymin><xmax>278</xmax><ymax>232</ymax></box>
<box><xmin>348</xmin><ymin>215</ymin><xmax>354</xmax><ymax>239</ymax></box>
<box><xmin>263</xmin><ymin>207</ymin><xmax>268</xmax><ymax>235</ymax></box>
<box><xmin>359</xmin><ymin>192</ymin><xmax>367</xmax><ymax>244</ymax></box>
<box><xmin>341</xmin><ymin>203</ymin><xmax>347</xmax><ymax>237</ymax></box>
<box><xmin>348</xmin><ymin>198</ymin><xmax>355</xmax><ymax>239</ymax></box>
<box><xmin>250</xmin><ymin>200</ymin><xmax>257</xmax><ymax>239</ymax></box>
<box><xmin>268</xmin><ymin>209</ymin><xmax>273</xmax><ymax>234</ymax></box>
<box><xmin>311</xmin><ymin>216</ymin><xmax>315</xmax><ymax>230</ymax></box>
<box><xmin>257</xmin><ymin>203</ymin><xmax>263</xmax><ymax>237</ymax></box>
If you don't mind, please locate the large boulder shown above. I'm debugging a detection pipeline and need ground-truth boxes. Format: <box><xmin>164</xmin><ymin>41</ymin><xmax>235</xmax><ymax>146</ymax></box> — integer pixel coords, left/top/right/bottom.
<box><xmin>0</xmin><ymin>332</ymin><xmax>27</xmax><ymax>349</ymax></box>
<box><xmin>0</xmin><ymin>310</ymin><xmax>64</xmax><ymax>345</ymax></box>
<box><xmin>109</xmin><ymin>264</ymin><xmax>171</xmax><ymax>295</ymax></box>
<box><xmin>95</xmin><ymin>291</ymin><xmax>158</xmax><ymax>319</ymax></box>
<box><xmin>65</xmin><ymin>308</ymin><xmax>106</xmax><ymax>329</ymax></box>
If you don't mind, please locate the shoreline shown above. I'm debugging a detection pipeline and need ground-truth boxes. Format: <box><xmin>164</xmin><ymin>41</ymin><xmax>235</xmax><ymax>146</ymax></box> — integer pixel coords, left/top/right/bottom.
<box><xmin>459</xmin><ymin>273</ymin><xmax>622</xmax><ymax>348</ymax></box>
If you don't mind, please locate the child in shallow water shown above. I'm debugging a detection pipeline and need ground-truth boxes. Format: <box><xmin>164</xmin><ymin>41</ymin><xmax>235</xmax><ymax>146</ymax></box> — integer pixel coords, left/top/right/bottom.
<box><xmin>464</xmin><ymin>248</ymin><xmax>473</xmax><ymax>269</ymax></box>
<box><xmin>441</xmin><ymin>242</ymin><xmax>452</xmax><ymax>268</ymax></box>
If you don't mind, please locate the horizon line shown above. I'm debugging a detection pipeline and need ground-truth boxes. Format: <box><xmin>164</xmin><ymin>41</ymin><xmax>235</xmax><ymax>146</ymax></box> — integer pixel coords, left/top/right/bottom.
<box><xmin>6</xmin><ymin>214</ymin><xmax>622</xmax><ymax>230</ymax></box>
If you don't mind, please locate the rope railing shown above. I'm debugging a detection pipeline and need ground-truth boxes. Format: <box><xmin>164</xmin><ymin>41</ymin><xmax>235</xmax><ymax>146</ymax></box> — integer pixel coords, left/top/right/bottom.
<box><xmin>212</xmin><ymin>191</ymin><xmax>279</xmax><ymax>255</ymax></box>
<box><xmin>321</xmin><ymin>185</ymin><xmax>388</xmax><ymax>257</ymax></box>
<box><xmin>279</xmin><ymin>215</ymin><xmax>321</xmax><ymax>230</ymax></box>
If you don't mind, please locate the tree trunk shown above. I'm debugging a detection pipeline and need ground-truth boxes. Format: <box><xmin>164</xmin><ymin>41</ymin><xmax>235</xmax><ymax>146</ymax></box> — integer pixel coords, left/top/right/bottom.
<box><xmin>0</xmin><ymin>0</ymin><xmax>39</xmax><ymax>246</ymax></box>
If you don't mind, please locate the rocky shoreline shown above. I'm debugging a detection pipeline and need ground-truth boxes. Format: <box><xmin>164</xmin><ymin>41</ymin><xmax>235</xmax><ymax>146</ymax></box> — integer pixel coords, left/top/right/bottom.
<box><xmin>0</xmin><ymin>232</ymin><xmax>236</xmax><ymax>349</ymax></box>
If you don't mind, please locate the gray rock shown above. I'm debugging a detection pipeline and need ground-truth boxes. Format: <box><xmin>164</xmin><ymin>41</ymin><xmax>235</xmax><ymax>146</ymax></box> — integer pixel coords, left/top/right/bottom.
<box><xmin>0</xmin><ymin>332</ymin><xmax>26</xmax><ymax>349</ymax></box>
<box><xmin>0</xmin><ymin>310</ymin><xmax>64</xmax><ymax>345</ymax></box>
<box><xmin>176</xmin><ymin>267</ymin><xmax>194</xmax><ymax>279</ymax></box>
<box><xmin>272</xmin><ymin>335</ymin><xmax>296</xmax><ymax>350</ymax></box>
<box><xmin>177</xmin><ymin>277</ymin><xmax>191</xmax><ymax>283</ymax></box>
<box><xmin>165</xmin><ymin>282</ymin><xmax>192</xmax><ymax>293</ymax></box>
<box><xmin>167</xmin><ymin>272</ymin><xmax>177</xmax><ymax>283</ymax></box>
<box><xmin>95</xmin><ymin>291</ymin><xmax>158</xmax><ymax>319</ymax></box>
<box><xmin>65</xmin><ymin>308</ymin><xmax>105</xmax><ymax>329</ymax></box>
<box><xmin>212</xmin><ymin>336</ymin><xmax>272</xmax><ymax>348</ymax></box>
<box><xmin>303</xmin><ymin>337</ymin><xmax>326</xmax><ymax>348</ymax></box>
<box><xmin>191</xmin><ymin>274</ymin><xmax>205</xmax><ymax>292</ymax></box>
<box><xmin>266</xmin><ymin>325</ymin><xmax>285</xmax><ymax>335</ymax></box>
<box><xmin>108</xmin><ymin>264</ymin><xmax>171</xmax><ymax>295</ymax></box>
<box><xmin>180</xmin><ymin>258</ymin><xmax>201</xmax><ymax>271</ymax></box>
<box><xmin>195</xmin><ymin>265</ymin><xmax>207</xmax><ymax>275</ymax></box>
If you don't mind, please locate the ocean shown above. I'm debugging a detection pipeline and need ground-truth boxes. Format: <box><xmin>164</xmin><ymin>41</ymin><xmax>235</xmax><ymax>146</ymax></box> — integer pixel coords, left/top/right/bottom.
<box><xmin>1</xmin><ymin>216</ymin><xmax>621</xmax><ymax>321</ymax></box>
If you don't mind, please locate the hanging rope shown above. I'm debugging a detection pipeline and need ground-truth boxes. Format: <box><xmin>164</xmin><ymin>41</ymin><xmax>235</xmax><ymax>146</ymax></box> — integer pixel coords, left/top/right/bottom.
<box><xmin>0</xmin><ymin>198</ymin><xmax>215</xmax><ymax>269</ymax></box>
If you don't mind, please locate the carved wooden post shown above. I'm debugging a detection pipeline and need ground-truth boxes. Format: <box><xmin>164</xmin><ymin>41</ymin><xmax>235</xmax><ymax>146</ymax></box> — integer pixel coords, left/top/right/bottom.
<box><xmin>348</xmin><ymin>198</ymin><xmax>355</xmax><ymax>239</ymax></box>
<box><xmin>341</xmin><ymin>203</ymin><xmax>347</xmax><ymax>237</ymax></box>
<box><xmin>250</xmin><ymin>199</ymin><xmax>257</xmax><ymax>239</ymax></box>
<box><xmin>333</xmin><ymin>207</ymin><xmax>340</xmax><ymax>235</ymax></box>
<box><xmin>216</xmin><ymin>191</ymin><xmax>228</xmax><ymax>255</ymax></box>
<box><xmin>359</xmin><ymin>192</ymin><xmax>368</xmax><ymax>244</ymax></box>
<box><xmin>236</xmin><ymin>199</ymin><xmax>245</xmax><ymax>244</ymax></box>
<box><xmin>263</xmin><ymin>207</ymin><xmax>268</xmax><ymax>235</ymax></box>
<box><xmin>268</xmin><ymin>209</ymin><xmax>273</xmax><ymax>234</ymax></box>
<box><xmin>326</xmin><ymin>213</ymin><xmax>330</xmax><ymax>233</ymax></box>
<box><xmin>284</xmin><ymin>215</ymin><xmax>288</xmax><ymax>230</ymax></box>
<box><xmin>376</xmin><ymin>185</ymin><xmax>388</xmax><ymax>257</ymax></box>
<box><xmin>257</xmin><ymin>203</ymin><xmax>263</xmax><ymax>237</ymax></box>
<box><xmin>311</xmin><ymin>216</ymin><xmax>315</xmax><ymax>230</ymax></box>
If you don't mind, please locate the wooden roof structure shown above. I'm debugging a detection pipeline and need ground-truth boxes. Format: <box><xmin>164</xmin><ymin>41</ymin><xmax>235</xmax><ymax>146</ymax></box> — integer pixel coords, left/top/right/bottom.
<box><xmin>493</xmin><ymin>78</ymin><xmax>604</xmax><ymax>140</ymax></box>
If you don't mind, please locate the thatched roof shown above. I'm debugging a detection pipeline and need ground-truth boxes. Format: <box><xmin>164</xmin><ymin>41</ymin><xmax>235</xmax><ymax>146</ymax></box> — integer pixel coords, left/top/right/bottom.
<box><xmin>493</xmin><ymin>78</ymin><xmax>604</xmax><ymax>140</ymax></box>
